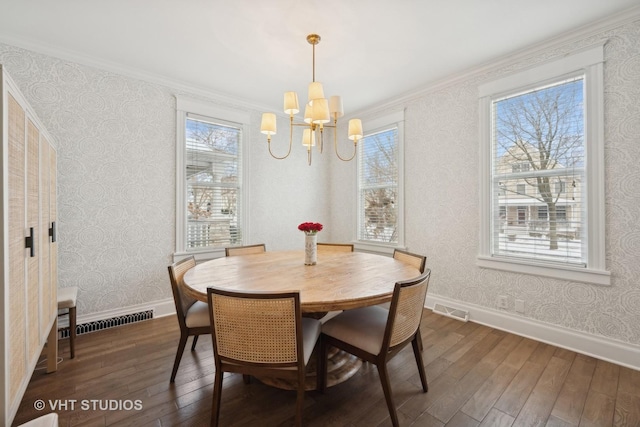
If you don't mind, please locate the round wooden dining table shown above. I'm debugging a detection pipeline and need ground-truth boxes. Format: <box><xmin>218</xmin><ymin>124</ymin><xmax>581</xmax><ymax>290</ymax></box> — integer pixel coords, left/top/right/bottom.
<box><xmin>182</xmin><ymin>250</ymin><xmax>421</xmax><ymax>312</ymax></box>
<box><xmin>181</xmin><ymin>249</ymin><xmax>422</xmax><ymax>389</ymax></box>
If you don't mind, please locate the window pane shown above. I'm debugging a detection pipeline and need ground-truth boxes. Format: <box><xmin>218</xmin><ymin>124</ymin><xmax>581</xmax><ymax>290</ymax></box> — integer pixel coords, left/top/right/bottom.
<box><xmin>186</xmin><ymin>117</ymin><xmax>241</xmax><ymax>250</ymax></box>
<box><xmin>492</xmin><ymin>77</ymin><xmax>585</xmax><ymax>266</ymax></box>
<box><xmin>358</xmin><ymin>128</ymin><xmax>398</xmax><ymax>243</ymax></box>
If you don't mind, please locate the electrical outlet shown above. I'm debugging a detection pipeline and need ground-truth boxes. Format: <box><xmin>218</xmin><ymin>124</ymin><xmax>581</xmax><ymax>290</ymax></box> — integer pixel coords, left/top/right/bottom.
<box><xmin>515</xmin><ymin>299</ymin><xmax>525</xmax><ymax>313</ymax></box>
<box><xmin>497</xmin><ymin>295</ymin><xmax>508</xmax><ymax>309</ymax></box>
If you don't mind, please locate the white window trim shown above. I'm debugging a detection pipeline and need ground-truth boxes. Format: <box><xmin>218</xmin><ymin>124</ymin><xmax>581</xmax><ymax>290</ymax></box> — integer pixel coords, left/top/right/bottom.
<box><xmin>477</xmin><ymin>43</ymin><xmax>610</xmax><ymax>286</ymax></box>
<box><xmin>174</xmin><ymin>95</ymin><xmax>250</xmax><ymax>261</ymax></box>
<box><xmin>354</xmin><ymin>110</ymin><xmax>405</xmax><ymax>253</ymax></box>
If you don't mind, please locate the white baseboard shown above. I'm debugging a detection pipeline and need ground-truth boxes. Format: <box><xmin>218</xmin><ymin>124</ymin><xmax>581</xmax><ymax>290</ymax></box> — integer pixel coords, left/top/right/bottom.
<box><xmin>75</xmin><ymin>298</ymin><xmax>176</xmax><ymax>327</ymax></box>
<box><xmin>425</xmin><ymin>294</ymin><xmax>640</xmax><ymax>371</ymax></box>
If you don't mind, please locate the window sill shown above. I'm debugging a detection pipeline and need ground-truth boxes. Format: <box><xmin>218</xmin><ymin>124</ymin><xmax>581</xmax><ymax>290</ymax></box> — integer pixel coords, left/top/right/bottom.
<box><xmin>173</xmin><ymin>248</ymin><xmax>225</xmax><ymax>263</ymax></box>
<box><xmin>476</xmin><ymin>255</ymin><xmax>611</xmax><ymax>286</ymax></box>
<box><xmin>354</xmin><ymin>241</ymin><xmax>402</xmax><ymax>256</ymax></box>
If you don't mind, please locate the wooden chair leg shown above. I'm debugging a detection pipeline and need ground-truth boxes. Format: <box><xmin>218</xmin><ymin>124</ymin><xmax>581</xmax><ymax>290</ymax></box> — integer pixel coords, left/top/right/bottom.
<box><xmin>318</xmin><ymin>335</ymin><xmax>327</xmax><ymax>393</ymax></box>
<box><xmin>211</xmin><ymin>369</ymin><xmax>224</xmax><ymax>427</ymax></box>
<box><xmin>416</xmin><ymin>325</ymin><xmax>424</xmax><ymax>352</ymax></box>
<box><xmin>170</xmin><ymin>333</ymin><xmax>189</xmax><ymax>383</ymax></box>
<box><xmin>412</xmin><ymin>337</ymin><xmax>428</xmax><ymax>392</ymax></box>
<box><xmin>69</xmin><ymin>306</ymin><xmax>76</xmax><ymax>359</ymax></box>
<box><xmin>191</xmin><ymin>334</ymin><xmax>199</xmax><ymax>351</ymax></box>
<box><xmin>295</xmin><ymin>372</ymin><xmax>305</xmax><ymax>427</ymax></box>
<box><xmin>316</xmin><ymin>336</ymin><xmax>324</xmax><ymax>392</ymax></box>
<box><xmin>377</xmin><ymin>363</ymin><xmax>399</xmax><ymax>427</ymax></box>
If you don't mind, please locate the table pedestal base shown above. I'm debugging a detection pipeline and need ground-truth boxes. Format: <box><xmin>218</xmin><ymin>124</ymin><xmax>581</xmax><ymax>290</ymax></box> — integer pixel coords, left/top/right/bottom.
<box><xmin>257</xmin><ymin>346</ymin><xmax>362</xmax><ymax>391</ymax></box>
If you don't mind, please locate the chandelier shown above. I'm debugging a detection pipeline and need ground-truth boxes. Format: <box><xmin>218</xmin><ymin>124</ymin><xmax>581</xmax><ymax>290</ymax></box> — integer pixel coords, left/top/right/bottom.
<box><xmin>260</xmin><ymin>34</ymin><xmax>363</xmax><ymax>165</ymax></box>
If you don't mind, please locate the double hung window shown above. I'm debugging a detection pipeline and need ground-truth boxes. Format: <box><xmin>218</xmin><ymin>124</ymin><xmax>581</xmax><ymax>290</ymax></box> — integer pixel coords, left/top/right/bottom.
<box><xmin>176</xmin><ymin>97</ymin><xmax>248</xmax><ymax>257</ymax></box>
<box><xmin>478</xmin><ymin>45</ymin><xmax>609</xmax><ymax>285</ymax></box>
<box><xmin>356</xmin><ymin>111</ymin><xmax>404</xmax><ymax>249</ymax></box>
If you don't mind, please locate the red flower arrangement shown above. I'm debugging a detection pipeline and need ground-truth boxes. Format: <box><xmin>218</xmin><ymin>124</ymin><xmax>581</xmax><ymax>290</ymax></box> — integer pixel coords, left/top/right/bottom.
<box><xmin>298</xmin><ymin>222</ymin><xmax>323</xmax><ymax>234</ymax></box>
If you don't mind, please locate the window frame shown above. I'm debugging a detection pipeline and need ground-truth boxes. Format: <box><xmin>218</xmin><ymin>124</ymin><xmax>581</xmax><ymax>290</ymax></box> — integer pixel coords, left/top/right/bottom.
<box><xmin>478</xmin><ymin>44</ymin><xmax>610</xmax><ymax>286</ymax></box>
<box><xmin>175</xmin><ymin>96</ymin><xmax>250</xmax><ymax>261</ymax></box>
<box><xmin>354</xmin><ymin>110</ymin><xmax>405</xmax><ymax>254</ymax></box>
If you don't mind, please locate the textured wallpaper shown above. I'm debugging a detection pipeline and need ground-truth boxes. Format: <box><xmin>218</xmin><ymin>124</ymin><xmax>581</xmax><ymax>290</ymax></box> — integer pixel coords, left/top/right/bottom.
<box><xmin>0</xmin><ymin>44</ymin><xmax>177</xmax><ymax>314</ymax></box>
<box><xmin>0</xmin><ymin>42</ymin><xmax>331</xmax><ymax>316</ymax></box>
<box><xmin>331</xmin><ymin>18</ymin><xmax>640</xmax><ymax>346</ymax></box>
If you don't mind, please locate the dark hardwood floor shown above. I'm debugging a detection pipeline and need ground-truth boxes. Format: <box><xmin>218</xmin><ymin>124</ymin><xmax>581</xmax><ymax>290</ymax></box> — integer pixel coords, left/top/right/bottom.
<box><xmin>13</xmin><ymin>310</ymin><xmax>640</xmax><ymax>426</ymax></box>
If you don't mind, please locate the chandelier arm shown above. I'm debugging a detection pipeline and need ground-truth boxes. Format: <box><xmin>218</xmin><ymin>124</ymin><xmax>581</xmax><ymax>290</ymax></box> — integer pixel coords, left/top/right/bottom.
<box><xmin>334</xmin><ymin>141</ymin><xmax>357</xmax><ymax>162</ymax></box>
<box><xmin>334</xmin><ymin>120</ymin><xmax>358</xmax><ymax>162</ymax></box>
<box><xmin>266</xmin><ymin>116</ymin><xmax>294</xmax><ymax>160</ymax></box>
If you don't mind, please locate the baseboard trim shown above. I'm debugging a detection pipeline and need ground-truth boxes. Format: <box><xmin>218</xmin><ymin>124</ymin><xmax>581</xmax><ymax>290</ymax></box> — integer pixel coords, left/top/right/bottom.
<box><xmin>425</xmin><ymin>294</ymin><xmax>640</xmax><ymax>371</ymax></box>
<box><xmin>75</xmin><ymin>298</ymin><xmax>176</xmax><ymax>327</ymax></box>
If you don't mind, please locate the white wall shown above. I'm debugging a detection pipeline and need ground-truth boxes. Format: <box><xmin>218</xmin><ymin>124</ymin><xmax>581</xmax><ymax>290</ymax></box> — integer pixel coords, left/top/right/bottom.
<box><xmin>330</xmin><ymin>14</ymin><xmax>640</xmax><ymax>362</ymax></box>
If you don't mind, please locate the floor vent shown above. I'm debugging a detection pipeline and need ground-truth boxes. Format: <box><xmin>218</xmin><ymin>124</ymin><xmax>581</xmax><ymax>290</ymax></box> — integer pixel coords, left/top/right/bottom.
<box><xmin>59</xmin><ymin>309</ymin><xmax>154</xmax><ymax>339</ymax></box>
<box><xmin>432</xmin><ymin>304</ymin><xmax>469</xmax><ymax>322</ymax></box>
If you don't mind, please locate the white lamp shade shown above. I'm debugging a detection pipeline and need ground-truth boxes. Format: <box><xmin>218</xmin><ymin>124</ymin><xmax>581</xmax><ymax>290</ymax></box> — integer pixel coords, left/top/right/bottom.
<box><xmin>312</xmin><ymin>98</ymin><xmax>330</xmax><ymax>124</ymax></box>
<box><xmin>348</xmin><ymin>119</ymin><xmax>363</xmax><ymax>141</ymax></box>
<box><xmin>260</xmin><ymin>113</ymin><xmax>277</xmax><ymax>135</ymax></box>
<box><xmin>284</xmin><ymin>92</ymin><xmax>299</xmax><ymax>115</ymax></box>
<box><xmin>307</xmin><ymin>82</ymin><xmax>325</xmax><ymax>105</ymax></box>
<box><xmin>329</xmin><ymin>96</ymin><xmax>344</xmax><ymax>118</ymax></box>
<box><xmin>303</xmin><ymin>105</ymin><xmax>313</xmax><ymax>124</ymax></box>
<box><xmin>302</xmin><ymin>128</ymin><xmax>316</xmax><ymax>147</ymax></box>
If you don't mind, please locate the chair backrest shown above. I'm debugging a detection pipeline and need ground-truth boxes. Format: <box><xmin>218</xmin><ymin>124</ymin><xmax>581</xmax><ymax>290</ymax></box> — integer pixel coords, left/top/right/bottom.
<box><xmin>393</xmin><ymin>249</ymin><xmax>426</xmax><ymax>273</ymax></box>
<box><xmin>225</xmin><ymin>243</ymin><xmax>266</xmax><ymax>257</ymax></box>
<box><xmin>168</xmin><ymin>256</ymin><xmax>197</xmax><ymax>326</ymax></box>
<box><xmin>317</xmin><ymin>243</ymin><xmax>354</xmax><ymax>252</ymax></box>
<box><xmin>386</xmin><ymin>269</ymin><xmax>431</xmax><ymax>348</ymax></box>
<box><xmin>207</xmin><ymin>288</ymin><xmax>303</xmax><ymax>368</ymax></box>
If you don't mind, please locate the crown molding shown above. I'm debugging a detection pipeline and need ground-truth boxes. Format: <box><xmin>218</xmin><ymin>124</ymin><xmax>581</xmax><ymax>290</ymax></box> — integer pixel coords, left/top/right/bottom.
<box><xmin>0</xmin><ymin>33</ymin><xmax>273</xmax><ymax>113</ymax></box>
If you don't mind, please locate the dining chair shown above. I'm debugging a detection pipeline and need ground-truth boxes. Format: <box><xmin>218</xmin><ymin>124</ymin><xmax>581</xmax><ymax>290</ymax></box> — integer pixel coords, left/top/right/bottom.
<box><xmin>317</xmin><ymin>243</ymin><xmax>354</xmax><ymax>252</ymax></box>
<box><xmin>392</xmin><ymin>248</ymin><xmax>426</xmax><ymax>273</ymax></box>
<box><xmin>384</xmin><ymin>250</ymin><xmax>427</xmax><ymax>351</ymax></box>
<box><xmin>319</xmin><ymin>270</ymin><xmax>431</xmax><ymax>427</ymax></box>
<box><xmin>207</xmin><ymin>287</ymin><xmax>321</xmax><ymax>427</ymax></box>
<box><xmin>167</xmin><ymin>256</ymin><xmax>211</xmax><ymax>383</ymax></box>
<box><xmin>225</xmin><ymin>243</ymin><xmax>266</xmax><ymax>257</ymax></box>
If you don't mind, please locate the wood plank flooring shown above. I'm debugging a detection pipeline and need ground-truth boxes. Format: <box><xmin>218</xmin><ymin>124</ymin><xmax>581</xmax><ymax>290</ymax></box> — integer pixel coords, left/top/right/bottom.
<box><xmin>13</xmin><ymin>310</ymin><xmax>640</xmax><ymax>427</ymax></box>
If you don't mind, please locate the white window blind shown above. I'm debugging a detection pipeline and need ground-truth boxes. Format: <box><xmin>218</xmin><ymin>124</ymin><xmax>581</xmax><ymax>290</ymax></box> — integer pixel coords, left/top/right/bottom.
<box><xmin>491</xmin><ymin>76</ymin><xmax>585</xmax><ymax>266</ymax></box>
<box><xmin>185</xmin><ymin>113</ymin><xmax>242</xmax><ymax>250</ymax></box>
<box><xmin>357</xmin><ymin>127</ymin><xmax>399</xmax><ymax>243</ymax></box>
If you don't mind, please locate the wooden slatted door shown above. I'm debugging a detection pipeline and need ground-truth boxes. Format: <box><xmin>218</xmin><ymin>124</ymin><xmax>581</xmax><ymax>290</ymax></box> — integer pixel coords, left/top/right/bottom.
<box><xmin>7</xmin><ymin>92</ymin><xmax>27</xmax><ymax>415</ymax></box>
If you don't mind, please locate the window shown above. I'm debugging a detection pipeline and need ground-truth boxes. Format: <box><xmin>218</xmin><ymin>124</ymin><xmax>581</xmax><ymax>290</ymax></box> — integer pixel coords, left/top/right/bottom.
<box><xmin>357</xmin><ymin>111</ymin><xmax>404</xmax><ymax>249</ymax></box>
<box><xmin>512</xmin><ymin>162</ymin><xmax>530</xmax><ymax>173</ymax></box>
<box><xmin>176</xmin><ymin>97</ymin><xmax>249</xmax><ymax>259</ymax></box>
<box><xmin>478</xmin><ymin>44</ymin><xmax>609</xmax><ymax>285</ymax></box>
<box><xmin>538</xmin><ymin>206</ymin><xmax>548</xmax><ymax>220</ymax></box>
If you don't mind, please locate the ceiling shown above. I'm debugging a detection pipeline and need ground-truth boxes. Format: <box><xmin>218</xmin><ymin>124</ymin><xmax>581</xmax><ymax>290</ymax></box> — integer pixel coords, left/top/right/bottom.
<box><xmin>1</xmin><ymin>0</ymin><xmax>638</xmax><ymax>113</ymax></box>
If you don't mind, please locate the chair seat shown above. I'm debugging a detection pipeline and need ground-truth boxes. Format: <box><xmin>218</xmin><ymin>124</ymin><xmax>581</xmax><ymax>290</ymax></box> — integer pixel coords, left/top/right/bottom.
<box><xmin>322</xmin><ymin>305</ymin><xmax>389</xmax><ymax>355</ymax></box>
<box><xmin>57</xmin><ymin>286</ymin><xmax>77</xmax><ymax>309</ymax></box>
<box><xmin>184</xmin><ymin>300</ymin><xmax>210</xmax><ymax>328</ymax></box>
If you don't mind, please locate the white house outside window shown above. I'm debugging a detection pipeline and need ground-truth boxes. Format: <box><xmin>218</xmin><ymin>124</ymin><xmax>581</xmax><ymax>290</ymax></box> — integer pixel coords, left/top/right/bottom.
<box><xmin>478</xmin><ymin>45</ymin><xmax>609</xmax><ymax>285</ymax></box>
<box><xmin>175</xmin><ymin>97</ymin><xmax>249</xmax><ymax>260</ymax></box>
